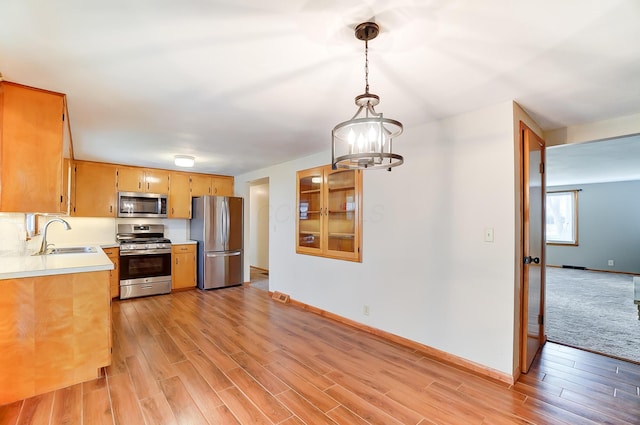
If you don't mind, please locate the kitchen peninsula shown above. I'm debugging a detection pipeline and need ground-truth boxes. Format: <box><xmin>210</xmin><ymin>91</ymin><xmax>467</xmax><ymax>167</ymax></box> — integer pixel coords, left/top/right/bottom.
<box><xmin>0</xmin><ymin>246</ymin><xmax>113</xmax><ymax>405</ymax></box>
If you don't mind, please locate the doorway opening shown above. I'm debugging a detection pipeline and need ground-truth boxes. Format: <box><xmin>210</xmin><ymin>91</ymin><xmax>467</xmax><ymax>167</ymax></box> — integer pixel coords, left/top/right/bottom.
<box><xmin>248</xmin><ymin>177</ymin><xmax>270</xmax><ymax>291</ymax></box>
<box><xmin>544</xmin><ymin>135</ymin><xmax>640</xmax><ymax>363</ymax></box>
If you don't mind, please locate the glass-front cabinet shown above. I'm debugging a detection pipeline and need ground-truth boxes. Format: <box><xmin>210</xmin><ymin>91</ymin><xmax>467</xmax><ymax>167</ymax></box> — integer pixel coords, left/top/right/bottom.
<box><xmin>296</xmin><ymin>165</ymin><xmax>362</xmax><ymax>262</ymax></box>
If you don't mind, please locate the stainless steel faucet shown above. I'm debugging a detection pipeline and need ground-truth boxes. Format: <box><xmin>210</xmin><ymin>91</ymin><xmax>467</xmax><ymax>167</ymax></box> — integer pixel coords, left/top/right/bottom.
<box><xmin>36</xmin><ymin>218</ymin><xmax>72</xmax><ymax>255</ymax></box>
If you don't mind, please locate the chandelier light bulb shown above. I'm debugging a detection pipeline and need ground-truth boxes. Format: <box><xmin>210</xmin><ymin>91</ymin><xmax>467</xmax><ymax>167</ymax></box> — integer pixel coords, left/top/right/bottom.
<box><xmin>348</xmin><ymin>128</ymin><xmax>356</xmax><ymax>145</ymax></box>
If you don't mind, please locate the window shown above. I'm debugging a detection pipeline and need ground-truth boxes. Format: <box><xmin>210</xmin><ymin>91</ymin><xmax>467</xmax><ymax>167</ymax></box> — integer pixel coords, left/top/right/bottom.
<box><xmin>546</xmin><ymin>190</ymin><xmax>578</xmax><ymax>245</ymax></box>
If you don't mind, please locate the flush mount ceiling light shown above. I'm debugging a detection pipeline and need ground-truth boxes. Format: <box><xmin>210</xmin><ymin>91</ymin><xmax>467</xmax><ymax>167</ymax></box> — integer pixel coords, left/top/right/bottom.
<box><xmin>332</xmin><ymin>22</ymin><xmax>403</xmax><ymax>171</ymax></box>
<box><xmin>174</xmin><ymin>155</ymin><xmax>195</xmax><ymax>168</ymax></box>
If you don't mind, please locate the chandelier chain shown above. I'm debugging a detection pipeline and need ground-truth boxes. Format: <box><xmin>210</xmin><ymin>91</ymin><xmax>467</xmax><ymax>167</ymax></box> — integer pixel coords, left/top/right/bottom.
<box><xmin>364</xmin><ymin>38</ymin><xmax>369</xmax><ymax>94</ymax></box>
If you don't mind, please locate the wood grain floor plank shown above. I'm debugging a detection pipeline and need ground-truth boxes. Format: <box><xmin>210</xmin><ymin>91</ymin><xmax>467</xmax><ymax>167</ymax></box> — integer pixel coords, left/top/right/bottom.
<box><xmin>159</xmin><ymin>376</ymin><xmax>208</xmax><ymax>425</ymax></box>
<box><xmin>155</xmin><ymin>332</ymin><xmax>187</xmax><ymax>364</ymax></box>
<box><xmin>175</xmin><ymin>321</ymin><xmax>239</xmax><ymax>372</ymax></box>
<box><xmin>266</xmin><ymin>349</ymin><xmax>335</xmax><ymax>391</ymax></box>
<box><xmin>224</xmin><ymin>367</ymin><xmax>292</xmax><ymax>423</ymax></box>
<box><xmin>327</xmin><ymin>370</ymin><xmax>423</xmax><ymax>424</ymax></box>
<box><xmin>125</xmin><ymin>354</ymin><xmax>162</xmax><ymax>401</ymax></box>
<box><xmin>16</xmin><ymin>392</ymin><xmax>53</xmax><ymax>425</ymax></box>
<box><xmin>326</xmin><ymin>405</ymin><xmax>371</xmax><ymax>425</ymax></box>
<box><xmin>276</xmin><ymin>389</ymin><xmax>338</xmax><ymax>425</ymax></box>
<box><xmin>325</xmin><ymin>384</ymin><xmax>405</xmax><ymax>425</ymax></box>
<box><xmin>0</xmin><ymin>401</ymin><xmax>22</xmax><ymax>425</ymax></box>
<box><xmin>173</xmin><ymin>360</ymin><xmax>224</xmax><ymax>413</ymax></box>
<box><xmin>185</xmin><ymin>350</ymin><xmax>233</xmax><ymax>392</ymax></box>
<box><xmin>230</xmin><ymin>351</ymin><xmax>290</xmax><ymax>396</ymax></box>
<box><xmin>107</xmin><ymin>372</ymin><xmax>146</xmax><ymax>425</ymax></box>
<box><xmin>263</xmin><ymin>360</ymin><xmax>339</xmax><ymax>413</ymax></box>
<box><xmin>51</xmin><ymin>384</ymin><xmax>82</xmax><ymax>425</ymax></box>
<box><xmin>82</xmin><ymin>385</ymin><xmax>113</xmax><ymax>425</ymax></box>
<box><xmin>217</xmin><ymin>387</ymin><xmax>272</xmax><ymax>425</ymax></box>
<box><xmin>139</xmin><ymin>392</ymin><xmax>178</xmax><ymax>425</ymax></box>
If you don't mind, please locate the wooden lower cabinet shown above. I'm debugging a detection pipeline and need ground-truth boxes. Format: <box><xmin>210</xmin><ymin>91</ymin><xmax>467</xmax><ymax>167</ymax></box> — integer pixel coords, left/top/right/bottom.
<box><xmin>103</xmin><ymin>247</ymin><xmax>120</xmax><ymax>299</ymax></box>
<box><xmin>0</xmin><ymin>270</ymin><xmax>111</xmax><ymax>405</ymax></box>
<box><xmin>172</xmin><ymin>244</ymin><xmax>196</xmax><ymax>290</ymax></box>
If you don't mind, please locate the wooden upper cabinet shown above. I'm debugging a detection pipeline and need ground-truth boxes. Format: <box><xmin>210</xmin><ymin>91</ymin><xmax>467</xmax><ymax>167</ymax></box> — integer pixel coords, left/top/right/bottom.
<box><xmin>190</xmin><ymin>174</ymin><xmax>212</xmax><ymax>197</ymax></box>
<box><xmin>296</xmin><ymin>165</ymin><xmax>362</xmax><ymax>262</ymax></box>
<box><xmin>169</xmin><ymin>172</ymin><xmax>191</xmax><ymax>218</ymax></box>
<box><xmin>213</xmin><ymin>176</ymin><xmax>234</xmax><ymax>196</ymax></box>
<box><xmin>190</xmin><ymin>174</ymin><xmax>234</xmax><ymax>197</ymax></box>
<box><xmin>73</xmin><ymin>161</ymin><xmax>117</xmax><ymax>217</ymax></box>
<box><xmin>117</xmin><ymin>166</ymin><xmax>170</xmax><ymax>194</ymax></box>
<box><xmin>0</xmin><ymin>81</ymin><xmax>66</xmax><ymax>213</ymax></box>
<box><xmin>145</xmin><ymin>169</ymin><xmax>170</xmax><ymax>194</ymax></box>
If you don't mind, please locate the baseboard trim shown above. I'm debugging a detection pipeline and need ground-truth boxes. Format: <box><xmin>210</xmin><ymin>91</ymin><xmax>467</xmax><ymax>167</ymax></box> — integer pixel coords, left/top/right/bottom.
<box><xmin>548</xmin><ymin>264</ymin><xmax>637</xmax><ymax>276</ymax></box>
<box><xmin>277</xmin><ymin>295</ymin><xmax>514</xmax><ymax>385</ymax></box>
<box><xmin>250</xmin><ymin>266</ymin><xmax>269</xmax><ymax>273</ymax></box>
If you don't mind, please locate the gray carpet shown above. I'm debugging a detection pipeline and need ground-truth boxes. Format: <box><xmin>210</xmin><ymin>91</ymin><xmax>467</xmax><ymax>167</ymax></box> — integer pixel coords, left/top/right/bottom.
<box><xmin>545</xmin><ymin>267</ymin><xmax>640</xmax><ymax>363</ymax></box>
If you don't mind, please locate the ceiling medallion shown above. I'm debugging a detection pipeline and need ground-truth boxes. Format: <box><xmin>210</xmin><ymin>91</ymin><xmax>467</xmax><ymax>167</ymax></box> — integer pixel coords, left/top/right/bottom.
<box><xmin>331</xmin><ymin>22</ymin><xmax>403</xmax><ymax>171</ymax></box>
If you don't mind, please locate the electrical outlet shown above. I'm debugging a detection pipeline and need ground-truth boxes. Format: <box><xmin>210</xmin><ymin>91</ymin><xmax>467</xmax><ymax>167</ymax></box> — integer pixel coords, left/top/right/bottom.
<box><xmin>363</xmin><ymin>305</ymin><xmax>370</xmax><ymax>316</ymax></box>
<box><xmin>608</xmin><ymin>260</ymin><xmax>614</xmax><ymax>266</ymax></box>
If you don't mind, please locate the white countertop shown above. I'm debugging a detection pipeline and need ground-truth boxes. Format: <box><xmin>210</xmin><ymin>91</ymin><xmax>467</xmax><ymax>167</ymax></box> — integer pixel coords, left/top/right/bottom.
<box><xmin>172</xmin><ymin>240</ymin><xmax>197</xmax><ymax>245</ymax></box>
<box><xmin>0</xmin><ymin>245</ymin><xmax>114</xmax><ymax>280</ymax></box>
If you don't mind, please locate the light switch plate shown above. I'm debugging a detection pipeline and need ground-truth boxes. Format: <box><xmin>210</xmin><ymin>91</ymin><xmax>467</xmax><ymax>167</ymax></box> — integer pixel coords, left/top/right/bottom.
<box><xmin>484</xmin><ymin>228</ymin><xmax>494</xmax><ymax>242</ymax></box>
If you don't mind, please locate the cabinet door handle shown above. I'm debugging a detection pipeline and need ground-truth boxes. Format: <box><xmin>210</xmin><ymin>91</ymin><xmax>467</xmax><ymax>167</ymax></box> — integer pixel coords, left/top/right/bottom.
<box><xmin>110</xmin><ymin>205</ymin><xmax>113</xmax><ymax>213</ymax></box>
<box><xmin>138</xmin><ymin>181</ymin><xmax>141</xmax><ymax>189</ymax></box>
<box><xmin>176</xmin><ymin>258</ymin><xmax>179</xmax><ymax>265</ymax></box>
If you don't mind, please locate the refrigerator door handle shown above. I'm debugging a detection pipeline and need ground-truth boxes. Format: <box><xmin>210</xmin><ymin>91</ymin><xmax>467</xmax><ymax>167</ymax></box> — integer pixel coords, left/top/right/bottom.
<box><xmin>206</xmin><ymin>251</ymin><xmax>241</xmax><ymax>257</ymax></box>
<box><xmin>225</xmin><ymin>198</ymin><xmax>231</xmax><ymax>251</ymax></box>
<box><xmin>221</xmin><ymin>198</ymin><xmax>227</xmax><ymax>250</ymax></box>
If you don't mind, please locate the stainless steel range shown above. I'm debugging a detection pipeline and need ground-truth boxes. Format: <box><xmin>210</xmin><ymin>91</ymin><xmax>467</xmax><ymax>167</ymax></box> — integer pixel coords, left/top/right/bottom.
<box><xmin>116</xmin><ymin>224</ymin><xmax>172</xmax><ymax>299</ymax></box>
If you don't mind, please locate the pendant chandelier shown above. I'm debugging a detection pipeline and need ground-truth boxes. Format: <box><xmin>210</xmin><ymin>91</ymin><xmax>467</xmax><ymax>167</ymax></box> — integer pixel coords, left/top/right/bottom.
<box><xmin>332</xmin><ymin>22</ymin><xmax>403</xmax><ymax>171</ymax></box>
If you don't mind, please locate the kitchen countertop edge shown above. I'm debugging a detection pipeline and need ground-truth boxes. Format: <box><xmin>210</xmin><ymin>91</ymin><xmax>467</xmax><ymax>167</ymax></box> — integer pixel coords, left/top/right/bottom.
<box><xmin>0</xmin><ymin>245</ymin><xmax>114</xmax><ymax>280</ymax></box>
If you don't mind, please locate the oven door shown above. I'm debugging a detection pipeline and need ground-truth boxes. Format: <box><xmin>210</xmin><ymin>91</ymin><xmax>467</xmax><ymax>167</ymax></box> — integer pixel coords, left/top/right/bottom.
<box><xmin>120</xmin><ymin>251</ymin><xmax>172</xmax><ymax>281</ymax></box>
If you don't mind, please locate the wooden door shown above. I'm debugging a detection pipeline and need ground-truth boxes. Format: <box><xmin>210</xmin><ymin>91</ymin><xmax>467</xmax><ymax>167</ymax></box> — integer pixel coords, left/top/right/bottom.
<box><xmin>521</xmin><ymin>123</ymin><xmax>546</xmax><ymax>373</ymax></box>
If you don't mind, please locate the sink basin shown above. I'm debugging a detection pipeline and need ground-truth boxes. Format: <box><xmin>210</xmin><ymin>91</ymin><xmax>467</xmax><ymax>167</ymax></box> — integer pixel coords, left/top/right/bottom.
<box><xmin>48</xmin><ymin>246</ymin><xmax>97</xmax><ymax>255</ymax></box>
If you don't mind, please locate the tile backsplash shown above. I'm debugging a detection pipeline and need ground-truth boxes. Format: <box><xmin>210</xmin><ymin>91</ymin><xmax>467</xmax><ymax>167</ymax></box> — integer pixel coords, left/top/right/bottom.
<box><xmin>0</xmin><ymin>214</ymin><xmax>189</xmax><ymax>256</ymax></box>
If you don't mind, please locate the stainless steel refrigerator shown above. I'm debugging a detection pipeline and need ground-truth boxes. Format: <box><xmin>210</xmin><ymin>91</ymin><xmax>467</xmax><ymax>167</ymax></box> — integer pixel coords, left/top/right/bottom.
<box><xmin>190</xmin><ymin>196</ymin><xmax>244</xmax><ymax>289</ymax></box>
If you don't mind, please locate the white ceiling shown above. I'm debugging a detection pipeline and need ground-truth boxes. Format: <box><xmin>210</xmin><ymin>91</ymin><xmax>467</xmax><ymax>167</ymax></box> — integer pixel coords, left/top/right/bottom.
<box><xmin>1</xmin><ymin>0</ymin><xmax>639</xmax><ymax>176</ymax></box>
<box><xmin>546</xmin><ymin>135</ymin><xmax>640</xmax><ymax>187</ymax></box>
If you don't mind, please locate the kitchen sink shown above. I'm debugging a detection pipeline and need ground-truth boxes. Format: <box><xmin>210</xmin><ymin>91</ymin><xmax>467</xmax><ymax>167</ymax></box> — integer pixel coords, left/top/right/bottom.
<box><xmin>48</xmin><ymin>246</ymin><xmax>97</xmax><ymax>255</ymax></box>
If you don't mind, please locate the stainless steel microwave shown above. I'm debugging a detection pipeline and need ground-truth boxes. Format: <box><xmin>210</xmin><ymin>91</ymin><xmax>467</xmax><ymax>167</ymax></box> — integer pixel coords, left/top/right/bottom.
<box><xmin>117</xmin><ymin>192</ymin><xmax>168</xmax><ymax>218</ymax></box>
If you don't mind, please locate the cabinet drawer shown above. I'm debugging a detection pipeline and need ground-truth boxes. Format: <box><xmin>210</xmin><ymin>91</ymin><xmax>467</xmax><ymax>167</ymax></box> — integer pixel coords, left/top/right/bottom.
<box><xmin>172</xmin><ymin>244</ymin><xmax>195</xmax><ymax>254</ymax></box>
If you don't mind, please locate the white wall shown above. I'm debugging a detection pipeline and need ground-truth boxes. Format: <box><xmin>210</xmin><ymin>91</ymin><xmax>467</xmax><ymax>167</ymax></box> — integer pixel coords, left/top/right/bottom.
<box><xmin>236</xmin><ymin>100</ymin><xmax>518</xmax><ymax>376</ymax></box>
<box><xmin>249</xmin><ymin>181</ymin><xmax>269</xmax><ymax>270</ymax></box>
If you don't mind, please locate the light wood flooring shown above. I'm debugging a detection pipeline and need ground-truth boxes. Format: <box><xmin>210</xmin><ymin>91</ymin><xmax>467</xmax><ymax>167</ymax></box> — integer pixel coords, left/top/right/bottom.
<box><xmin>1</xmin><ymin>285</ymin><xmax>640</xmax><ymax>424</ymax></box>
